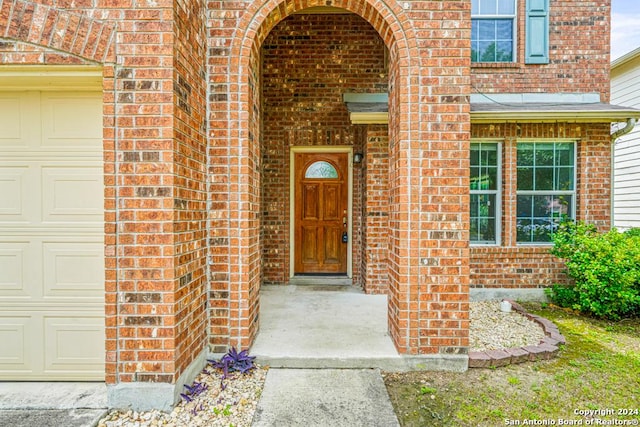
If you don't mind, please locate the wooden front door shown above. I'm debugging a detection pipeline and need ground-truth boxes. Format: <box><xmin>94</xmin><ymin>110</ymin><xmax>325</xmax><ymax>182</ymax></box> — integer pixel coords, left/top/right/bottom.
<box><xmin>294</xmin><ymin>152</ymin><xmax>348</xmax><ymax>274</ymax></box>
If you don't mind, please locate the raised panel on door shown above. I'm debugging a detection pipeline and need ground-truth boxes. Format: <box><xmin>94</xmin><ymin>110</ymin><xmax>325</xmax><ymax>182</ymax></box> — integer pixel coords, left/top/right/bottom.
<box><xmin>302</xmin><ymin>184</ymin><xmax>319</xmax><ymax>220</ymax></box>
<box><xmin>323</xmin><ymin>226</ymin><xmax>341</xmax><ymax>265</ymax></box>
<box><xmin>41</xmin><ymin>93</ymin><xmax>102</xmax><ymax>149</ymax></box>
<box><xmin>42</xmin><ymin>240</ymin><xmax>104</xmax><ymax>301</ymax></box>
<box><xmin>322</xmin><ymin>184</ymin><xmax>341</xmax><ymax>220</ymax></box>
<box><xmin>0</xmin><ymin>92</ymin><xmax>38</xmax><ymax>150</ymax></box>
<box><xmin>41</xmin><ymin>166</ymin><xmax>103</xmax><ymax>224</ymax></box>
<box><xmin>0</xmin><ymin>242</ymin><xmax>31</xmax><ymax>298</ymax></box>
<box><xmin>301</xmin><ymin>227</ymin><xmax>318</xmax><ymax>263</ymax></box>
<box><xmin>0</xmin><ymin>167</ymin><xmax>28</xmax><ymax>221</ymax></box>
<box><xmin>0</xmin><ymin>316</ymin><xmax>34</xmax><ymax>374</ymax></box>
<box><xmin>44</xmin><ymin>315</ymin><xmax>104</xmax><ymax>378</ymax></box>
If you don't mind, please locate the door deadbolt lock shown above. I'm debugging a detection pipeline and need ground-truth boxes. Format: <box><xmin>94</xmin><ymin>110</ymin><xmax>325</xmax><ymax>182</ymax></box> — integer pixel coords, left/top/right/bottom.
<box><xmin>342</xmin><ymin>231</ymin><xmax>348</xmax><ymax>243</ymax></box>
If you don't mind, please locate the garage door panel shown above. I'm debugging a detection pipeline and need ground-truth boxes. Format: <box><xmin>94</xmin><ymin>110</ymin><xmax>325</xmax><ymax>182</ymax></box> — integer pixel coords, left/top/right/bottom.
<box><xmin>0</xmin><ymin>243</ymin><xmax>33</xmax><ymax>298</ymax></box>
<box><xmin>0</xmin><ymin>166</ymin><xmax>30</xmax><ymax>221</ymax></box>
<box><xmin>44</xmin><ymin>315</ymin><xmax>104</xmax><ymax>376</ymax></box>
<box><xmin>41</xmin><ymin>166</ymin><xmax>103</xmax><ymax>223</ymax></box>
<box><xmin>0</xmin><ymin>89</ymin><xmax>104</xmax><ymax>381</ymax></box>
<box><xmin>43</xmin><ymin>241</ymin><xmax>104</xmax><ymax>300</ymax></box>
<box><xmin>0</xmin><ymin>92</ymin><xmax>37</xmax><ymax>150</ymax></box>
<box><xmin>41</xmin><ymin>93</ymin><xmax>102</xmax><ymax>149</ymax></box>
<box><xmin>0</xmin><ymin>315</ymin><xmax>35</xmax><ymax>373</ymax></box>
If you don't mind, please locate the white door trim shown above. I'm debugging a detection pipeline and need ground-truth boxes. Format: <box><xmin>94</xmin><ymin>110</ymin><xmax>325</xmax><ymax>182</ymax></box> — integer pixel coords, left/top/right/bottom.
<box><xmin>289</xmin><ymin>146</ymin><xmax>353</xmax><ymax>278</ymax></box>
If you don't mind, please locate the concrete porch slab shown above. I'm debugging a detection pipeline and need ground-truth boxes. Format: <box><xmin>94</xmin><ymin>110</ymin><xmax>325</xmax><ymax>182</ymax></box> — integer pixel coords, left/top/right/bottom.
<box><xmin>251</xmin><ymin>285</ymin><xmax>403</xmax><ymax>369</ymax></box>
<box><xmin>251</xmin><ymin>285</ymin><xmax>469</xmax><ymax>371</ymax></box>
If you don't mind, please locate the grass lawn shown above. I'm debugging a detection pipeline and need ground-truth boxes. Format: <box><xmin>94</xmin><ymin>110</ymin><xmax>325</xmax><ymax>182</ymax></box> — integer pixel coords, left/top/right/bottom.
<box><xmin>384</xmin><ymin>303</ymin><xmax>640</xmax><ymax>427</ymax></box>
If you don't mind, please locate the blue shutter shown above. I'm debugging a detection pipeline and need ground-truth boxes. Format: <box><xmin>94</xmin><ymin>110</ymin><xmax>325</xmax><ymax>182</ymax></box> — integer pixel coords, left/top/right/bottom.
<box><xmin>525</xmin><ymin>0</ymin><xmax>549</xmax><ymax>64</ymax></box>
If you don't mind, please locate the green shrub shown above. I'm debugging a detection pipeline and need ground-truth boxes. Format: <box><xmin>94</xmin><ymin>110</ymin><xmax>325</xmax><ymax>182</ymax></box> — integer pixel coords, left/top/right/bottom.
<box><xmin>547</xmin><ymin>221</ymin><xmax>640</xmax><ymax>319</ymax></box>
<box><xmin>624</xmin><ymin>227</ymin><xmax>640</xmax><ymax>238</ymax></box>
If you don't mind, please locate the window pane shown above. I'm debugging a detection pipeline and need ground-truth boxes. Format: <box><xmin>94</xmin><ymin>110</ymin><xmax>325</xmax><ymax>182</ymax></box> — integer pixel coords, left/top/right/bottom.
<box><xmin>556</xmin><ymin>143</ymin><xmax>574</xmax><ymax>166</ymax></box>
<box><xmin>496</xmin><ymin>20</ymin><xmax>513</xmax><ymax>39</ymax></box>
<box><xmin>535</xmin><ymin>144</ymin><xmax>554</xmax><ymax>166</ymax></box>
<box><xmin>517</xmin><ymin>194</ymin><xmax>573</xmax><ymax>243</ymax></box>
<box><xmin>498</xmin><ymin>0</ymin><xmax>515</xmax><ymax>14</ymax></box>
<box><xmin>479</xmin><ymin>42</ymin><xmax>496</xmax><ymax>62</ymax></box>
<box><xmin>516</xmin><ymin>218</ymin><xmax>533</xmax><ymax>242</ymax></box>
<box><xmin>534</xmin><ymin>167</ymin><xmax>554</xmax><ymax>190</ymax></box>
<box><xmin>479</xmin><ymin>0</ymin><xmax>497</xmax><ymax>15</ymax></box>
<box><xmin>484</xmin><ymin>145</ymin><xmax>498</xmax><ymax>165</ymax></box>
<box><xmin>305</xmin><ymin>161</ymin><xmax>338</xmax><ymax>179</ymax></box>
<box><xmin>518</xmin><ymin>142</ymin><xmax>576</xmax><ymax>193</ymax></box>
<box><xmin>472</xmin><ymin>19</ymin><xmax>514</xmax><ymax>63</ymax></box>
<box><xmin>473</xmin><ymin>0</ymin><xmax>515</xmax><ymax>16</ymax></box>
<box><xmin>556</xmin><ymin>167</ymin><xmax>574</xmax><ymax>191</ymax></box>
<box><xmin>479</xmin><ymin>20</ymin><xmax>496</xmax><ymax>40</ymax></box>
<box><xmin>517</xmin><ymin>143</ymin><xmax>534</xmax><ymax>166</ymax></box>
<box><xmin>533</xmin><ymin>195</ymin><xmax>552</xmax><ymax>216</ymax></box>
<box><xmin>517</xmin><ymin>167</ymin><xmax>533</xmax><ymax>191</ymax></box>
<box><xmin>552</xmin><ymin>195</ymin><xmax>573</xmax><ymax>218</ymax></box>
<box><xmin>471</xmin><ymin>143</ymin><xmax>498</xmax><ymax>190</ymax></box>
<box><xmin>532</xmin><ymin>219</ymin><xmax>555</xmax><ymax>242</ymax></box>
<box><xmin>496</xmin><ymin>41</ymin><xmax>513</xmax><ymax>62</ymax></box>
<box><xmin>470</xmin><ymin>194</ymin><xmax>496</xmax><ymax>243</ymax></box>
<box><xmin>470</xmin><ymin>147</ymin><xmax>479</xmax><ymax>165</ymax></box>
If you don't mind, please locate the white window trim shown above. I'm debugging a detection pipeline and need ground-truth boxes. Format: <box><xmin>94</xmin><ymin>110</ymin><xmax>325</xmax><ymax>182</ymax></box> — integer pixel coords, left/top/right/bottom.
<box><xmin>515</xmin><ymin>140</ymin><xmax>578</xmax><ymax>246</ymax></box>
<box><xmin>470</xmin><ymin>140</ymin><xmax>502</xmax><ymax>246</ymax></box>
<box><xmin>471</xmin><ymin>0</ymin><xmax>518</xmax><ymax>63</ymax></box>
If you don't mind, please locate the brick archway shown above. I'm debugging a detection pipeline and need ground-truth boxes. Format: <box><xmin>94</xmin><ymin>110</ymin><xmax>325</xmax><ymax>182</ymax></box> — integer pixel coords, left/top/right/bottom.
<box><xmin>211</xmin><ymin>0</ymin><xmax>424</xmax><ymax>353</ymax></box>
<box><xmin>0</xmin><ymin>0</ymin><xmax>116</xmax><ymax>64</ymax></box>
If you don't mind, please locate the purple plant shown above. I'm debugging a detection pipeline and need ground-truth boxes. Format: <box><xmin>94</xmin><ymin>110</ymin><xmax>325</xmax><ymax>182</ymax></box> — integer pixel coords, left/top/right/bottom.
<box><xmin>208</xmin><ymin>347</ymin><xmax>256</xmax><ymax>379</ymax></box>
<box><xmin>180</xmin><ymin>381</ymin><xmax>208</xmax><ymax>403</ymax></box>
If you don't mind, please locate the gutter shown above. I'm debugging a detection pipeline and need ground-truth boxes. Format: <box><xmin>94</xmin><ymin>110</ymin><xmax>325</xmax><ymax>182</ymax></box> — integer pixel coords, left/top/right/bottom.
<box><xmin>610</xmin><ymin>118</ymin><xmax>638</xmax><ymax>229</ymax></box>
<box><xmin>611</xmin><ymin>118</ymin><xmax>637</xmax><ymax>141</ymax></box>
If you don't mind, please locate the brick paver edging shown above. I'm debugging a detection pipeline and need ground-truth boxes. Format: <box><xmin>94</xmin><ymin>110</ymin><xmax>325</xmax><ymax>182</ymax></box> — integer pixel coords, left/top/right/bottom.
<box><xmin>468</xmin><ymin>300</ymin><xmax>566</xmax><ymax>368</ymax></box>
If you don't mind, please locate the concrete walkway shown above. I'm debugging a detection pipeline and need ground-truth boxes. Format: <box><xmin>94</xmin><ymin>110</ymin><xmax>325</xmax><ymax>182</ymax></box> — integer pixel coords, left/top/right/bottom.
<box><xmin>0</xmin><ymin>382</ymin><xmax>107</xmax><ymax>427</ymax></box>
<box><xmin>252</xmin><ymin>368</ymin><xmax>399</xmax><ymax>427</ymax></box>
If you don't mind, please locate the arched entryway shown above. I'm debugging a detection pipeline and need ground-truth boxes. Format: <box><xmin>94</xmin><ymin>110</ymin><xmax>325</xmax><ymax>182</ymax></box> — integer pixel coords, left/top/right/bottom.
<box><xmin>212</xmin><ymin>0</ymin><xmax>418</xmax><ymax>354</ymax></box>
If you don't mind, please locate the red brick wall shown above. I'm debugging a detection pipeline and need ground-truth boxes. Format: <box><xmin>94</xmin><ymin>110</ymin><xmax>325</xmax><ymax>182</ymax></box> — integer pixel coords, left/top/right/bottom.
<box><xmin>260</xmin><ymin>13</ymin><xmax>387</xmax><ymax>285</ymax></box>
<box><xmin>470</xmin><ymin>122</ymin><xmax>612</xmax><ymax>289</ymax></box>
<box><xmin>105</xmin><ymin>5</ymin><xmax>179</xmax><ymax>386</ymax></box>
<box><xmin>0</xmin><ymin>0</ymin><xmax>115</xmax><ymax>64</ymax></box>
<box><xmin>172</xmin><ymin>0</ymin><xmax>208</xmax><ymax>382</ymax></box>
<box><xmin>472</xmin><ymin>0</ymin><xmax>611</xmax><ymax>101</ymax></box>
<box><xmin>361</xmin><ymin>125</ymin><xmax>389</xmax><ymax>294</ymax></box>
<box><xmin>0</xmin><ymin>0</ymin><xmax>210</xmax><ymax>385</ymax></box>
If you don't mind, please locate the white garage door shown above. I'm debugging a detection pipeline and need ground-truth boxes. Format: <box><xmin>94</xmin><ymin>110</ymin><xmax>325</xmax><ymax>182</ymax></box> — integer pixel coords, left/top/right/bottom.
<box><xmin>0</xmin><ymin>90</ymin><xmax>105</xmax><ymax>380</ymax></box>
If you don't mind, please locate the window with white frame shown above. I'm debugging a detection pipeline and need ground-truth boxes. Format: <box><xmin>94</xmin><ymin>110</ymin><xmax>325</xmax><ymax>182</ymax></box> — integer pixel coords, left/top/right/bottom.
<box><xmin>471</xmin><ymin>142</ymin><xmax>500</xmax><ymax>244</ymax></box>
<box><xmin>516</xmin><ymin>142</ymin><xmax>576</xmax><ymax>243</ymax></box>
<box><xmin>471</xmin><ymin>0</ymin><xmax>516</xmax><ymax>63</ymax></box>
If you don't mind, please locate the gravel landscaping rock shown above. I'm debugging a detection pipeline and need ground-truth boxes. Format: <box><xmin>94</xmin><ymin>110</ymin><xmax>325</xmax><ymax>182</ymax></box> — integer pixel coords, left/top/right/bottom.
<box><xmin>98</xmin><ymin>365</ymin><xmax>267</xmax><ymax>427</ymax></box>
<box><xmin>470</xmin><ymin>301</ymin><xmax>546</xmax><ymax>351</ymax></box>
